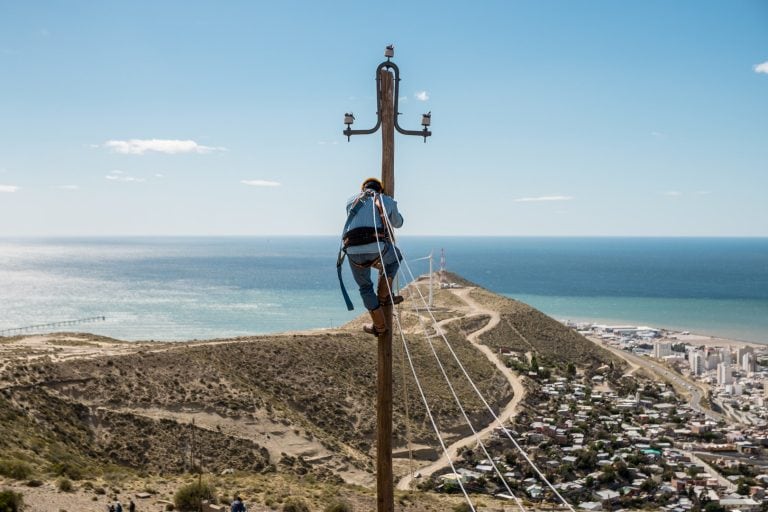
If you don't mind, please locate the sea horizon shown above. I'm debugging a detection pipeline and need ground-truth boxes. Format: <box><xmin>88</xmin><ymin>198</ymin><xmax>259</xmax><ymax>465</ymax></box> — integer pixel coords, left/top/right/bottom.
<box><xmin>1</xmin><ymin>236</ymin><xmax>766</xmax><ymax>344</ymax></box>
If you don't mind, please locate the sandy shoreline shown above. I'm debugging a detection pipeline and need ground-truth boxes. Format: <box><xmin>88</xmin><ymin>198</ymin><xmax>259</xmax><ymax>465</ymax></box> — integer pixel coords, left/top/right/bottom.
<box><xmin>670</xmin><ymin>331</ymin><xmax>766</xmax><ymax>350</ymax></box>
<box><xmin>555</xmin><ymin>317</ymin><xmax>767</xmax><ymax>351</ymax></box>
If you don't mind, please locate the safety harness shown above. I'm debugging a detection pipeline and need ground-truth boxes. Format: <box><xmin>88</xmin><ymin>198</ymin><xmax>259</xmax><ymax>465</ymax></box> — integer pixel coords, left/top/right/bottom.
<box><xmin>336</xmin><ymin>190</ymin><xmax>390</xmax><ymax>311</ymax></box>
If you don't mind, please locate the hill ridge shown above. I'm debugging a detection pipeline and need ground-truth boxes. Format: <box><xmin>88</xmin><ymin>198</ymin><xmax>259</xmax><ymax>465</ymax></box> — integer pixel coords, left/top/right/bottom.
<box><xmin>0</xmin><ymin>273</ymin><xmax>621</xmax><ymax>509</ymax></box>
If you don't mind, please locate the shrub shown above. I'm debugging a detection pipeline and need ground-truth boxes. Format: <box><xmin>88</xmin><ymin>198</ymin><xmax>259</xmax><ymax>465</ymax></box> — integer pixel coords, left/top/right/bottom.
<box><xmin>0</xmin><ymin>460</ymin><xmax>33</xmax><ymax>480</ymax></box>
<box><xmin>49</xmin><ymin>461</ymin><xmax>83</xmax><ymax>480</ymax></box>
<box><xmin>173</xmin><ymin>480</ymin><xmax>216</xmax><ymax>512</ymax></box>
<box><xmin>0</xmin><ymin>490</ymin><xmax>24</xmax><ymax>512</ymax></box>
<box><xmin>57</xmin><ymin>478</ymin><xmax>73</xmax><ymax>492</ymax></box>
<box><xmin>452</xmin><ymin>504</ymin><xmax>472</xmax><ymax>512</ymax></box>
<box><xmin>24</xmin><ymin>481</ymin><xmax>43</xmax><ymax>488</ymax></box>
<box><xmin>282</xmin><ymin>497</ymin><xmax>310</xmax><ymax>512</ymax></box>
<box><xmin>324</xmin><ymin>499</ymin><xmax>352</xmax><ymax>512</ymax></box>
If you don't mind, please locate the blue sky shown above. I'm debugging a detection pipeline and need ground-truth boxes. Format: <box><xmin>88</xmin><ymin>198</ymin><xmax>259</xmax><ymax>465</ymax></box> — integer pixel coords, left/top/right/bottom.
<box><xmin>0</xmin><ymin>1</ymin><xmax>766</xmax><ymax>236</ymax></box>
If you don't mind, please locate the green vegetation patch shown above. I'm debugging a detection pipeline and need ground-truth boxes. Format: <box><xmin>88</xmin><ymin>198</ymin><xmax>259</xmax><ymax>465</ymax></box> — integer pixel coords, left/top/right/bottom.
<box><xmin>174</xmin><ymin>479</ymin><xmax>217</xmax><ymax>512</ymax></box>
<box><xmin>0</xmin><ymin>489</ymin><xmax>24</xmax><ymax>512</ymax></box>
<box><xmin>0</xmin><ymin>459</ymin><xmax>33</xmax><ymax>480</ymax></box>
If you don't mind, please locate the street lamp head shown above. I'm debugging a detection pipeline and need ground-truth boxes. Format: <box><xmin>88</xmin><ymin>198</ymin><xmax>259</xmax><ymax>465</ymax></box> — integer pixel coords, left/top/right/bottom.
<box><xmin>384</xmin><ymin>44</ymin><xmax>394</xmax><ymax>59</ymax></box>
<box><xmin>344</xmin><ymin>112</ymin><xmax>355</xmax><ymax>126</ymax></box>
<box><xmin>421</xmin><ymin>112</ymin><xmax>431</xmax><ymax>127</ymax></box>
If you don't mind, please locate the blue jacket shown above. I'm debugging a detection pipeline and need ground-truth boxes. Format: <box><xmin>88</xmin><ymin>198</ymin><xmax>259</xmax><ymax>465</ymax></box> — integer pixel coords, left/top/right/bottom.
<box><xmin>343</xmin><ymin>191</ymin><xmax>403</xmax><ymax>255</ymax></box>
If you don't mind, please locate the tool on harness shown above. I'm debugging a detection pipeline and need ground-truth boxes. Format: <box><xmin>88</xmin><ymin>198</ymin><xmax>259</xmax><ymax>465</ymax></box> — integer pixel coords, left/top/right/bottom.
<box><xmin>336</xmin><ymin>189</ymin><xmax>389</xmax><ymax>311</ymax></box>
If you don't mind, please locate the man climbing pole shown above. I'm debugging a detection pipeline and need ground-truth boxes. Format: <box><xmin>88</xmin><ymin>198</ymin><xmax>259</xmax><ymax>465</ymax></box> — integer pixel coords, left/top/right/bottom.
<box><xmin>337</xmin><ymin>177</ymin><xmax>404</xmax><ymax>335</ymax></box>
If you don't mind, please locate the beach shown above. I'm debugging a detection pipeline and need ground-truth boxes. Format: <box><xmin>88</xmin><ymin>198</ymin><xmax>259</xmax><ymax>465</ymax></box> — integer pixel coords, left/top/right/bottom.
<box><xmin>674</xmin><ymin>331</ymin><xmax>765</xmax><ymax>350</ymax></box>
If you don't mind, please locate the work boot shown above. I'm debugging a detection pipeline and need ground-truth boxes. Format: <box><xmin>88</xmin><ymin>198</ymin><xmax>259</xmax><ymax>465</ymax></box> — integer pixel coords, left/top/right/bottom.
<box><xmin>377</xmin><ymin>275</ymin><xmax>403</xmax><ymax>306</ymax></box>
<box><xmin>363</xmin><ymin>307</ymin><xmax>388</xmax><ymax>336</ymax></box>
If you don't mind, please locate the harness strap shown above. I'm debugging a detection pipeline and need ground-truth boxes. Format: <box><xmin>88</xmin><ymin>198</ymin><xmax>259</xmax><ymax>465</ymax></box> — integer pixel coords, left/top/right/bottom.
<box><xmin>336</xmin><ymin>250</ymin><xmax>355</xmax><ymax>311</ymax></box>
<box><xmin>337</xmin><ymin>191</ymin><xmax>372</xmax><ymax>311</ymax></box>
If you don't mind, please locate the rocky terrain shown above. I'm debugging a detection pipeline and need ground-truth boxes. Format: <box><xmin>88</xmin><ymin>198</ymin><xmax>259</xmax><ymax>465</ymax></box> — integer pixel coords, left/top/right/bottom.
<box><xmin>0</xmin><ymin>273</ymin><xmax>620</xmax><ymax>511</ymax></box>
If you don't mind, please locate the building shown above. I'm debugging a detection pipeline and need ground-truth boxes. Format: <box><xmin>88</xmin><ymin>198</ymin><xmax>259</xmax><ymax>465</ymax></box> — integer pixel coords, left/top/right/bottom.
<box><xmin>706</xmin><ymin>351</ymin><xmax>720</xmax><ymax>371</ymax></box>
<box><xmin>742</xmin><ymin>352</ymin><xmax>756</xmax><ymax>373</ymax></box>
<box><xmin>653</xmin><ymin>342</ymin><xmax>672</xmax><ymax>359</ymax></box>
<box><xmin>718</xmin><ymin>497</ymin><xmax>760</xmax><ymax>512</ymax></box>
<box><xmin>717</xmin><ymin>363</ymin><xmax>733</xmax><ymax>386</ymax></box>
<box><xmin>689</xmin><ymin>351</ymin><xmax>703</xmax><ymax>376</ymax></box>
<box><xmin>737</xmin><ymin>346</ymin><xmax>754</xmax><ymax>365</ymax></box>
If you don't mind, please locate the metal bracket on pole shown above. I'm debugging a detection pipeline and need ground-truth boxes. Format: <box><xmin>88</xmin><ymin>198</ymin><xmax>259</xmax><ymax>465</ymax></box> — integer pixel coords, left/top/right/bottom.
<box><xmin>343</xmin><ymin>47</ymin><xmax>432</xmax><ymax>143</ymax></box>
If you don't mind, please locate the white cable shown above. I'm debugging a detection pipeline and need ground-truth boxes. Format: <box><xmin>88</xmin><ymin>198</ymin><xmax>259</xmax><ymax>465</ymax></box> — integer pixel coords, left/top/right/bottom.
<box><xmin>374</xmin><ymin>207</ymin><xmax>525</xmax><ymax>510</ymax></box>
<box><xmin>399</xmin><ymin>257</ymin><xmax>575</xmax><ymax>511</ymax></box>
<box><xmin>417</xmin><ymin>312</ymin><xmax>528</xmax><ymax>511</ymax></box>
<box><xmin>371</xmin><ymin>195</ymin><xmax>477</xmax><ymax>512</ymax></box>
<box><xmin>376</xmin><ymin>203</ymin><xmax>575</xmax><ymax>512</ymax></box>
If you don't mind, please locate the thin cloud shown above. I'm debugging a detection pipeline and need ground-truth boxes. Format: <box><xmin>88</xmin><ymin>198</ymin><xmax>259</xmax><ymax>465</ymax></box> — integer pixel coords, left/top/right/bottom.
<box><xmin>241</xmin><ymin>180</ymin><xmax>280</xmax><ymax>187</ymax></box>
<box><xmin>106</xmin><ymin>170</ymin><xmax>145</xmax><ymax>183</ymax></box>
<box><xmin>514</xmin><ymin>195</ymin><xmax>573</xmax><ymax>202</ymax></box>
<box><xmin>754</xmin><ymin>61</ymin><xmax>768</xmax><ymax>74</ymax></box>
<box><xmin>415</xmin><ymin>91</ymin><xmax>429</xmax><ymax>101</ymax></box>
<box><xmin>0</xmin><ymin>184</ymin><xmax>19</xmax><ymax>193</ymax></box>
<box><xmin>696</xmin><ymin>190</ymin><xmax>712</xmax><ymax>196</ymax></box>
<box><xmin>55</xmin><ymin>185</ymin><xmax>80</xmax><ymax>190</ymax></box>
<box><xmin>661</xmin><ymin>191</ymin><xmax>682</xmax><ymax>197</ymax></box>
<box><xmin>103</xmin><ymin>139</ymin><xmax>226</xmax><ymax>155</ymax></box>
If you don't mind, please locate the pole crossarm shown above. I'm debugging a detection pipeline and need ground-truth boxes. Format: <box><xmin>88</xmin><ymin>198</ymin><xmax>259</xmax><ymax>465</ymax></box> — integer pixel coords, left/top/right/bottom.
<box><xmin>343</xmin><ymin>57</ymin><xmax>432</xmax><ymax>142</ymax></box>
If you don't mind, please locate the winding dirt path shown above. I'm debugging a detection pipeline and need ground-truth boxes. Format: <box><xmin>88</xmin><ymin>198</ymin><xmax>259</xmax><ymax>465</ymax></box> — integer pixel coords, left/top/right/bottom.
<box><xmin>396</xmin><ymin>287</ymin><xmax>527</xmax><ymax>490</ymax></box>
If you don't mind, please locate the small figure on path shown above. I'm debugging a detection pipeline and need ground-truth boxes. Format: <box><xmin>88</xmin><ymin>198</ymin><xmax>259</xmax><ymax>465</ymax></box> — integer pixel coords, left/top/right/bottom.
<box><xmin>231</xmin><ymin>495</ymin><xmax>247</xmax><ymax>512</ymax></box>
<box><xmin>338</xmin><ymin>177</ymin><xmax>404</xmax><ymax>335</ymax></box>
<box><xmin>128</xmin><ymin>498</ymin><xmax>136</xmax><ymax>512</ymax></box>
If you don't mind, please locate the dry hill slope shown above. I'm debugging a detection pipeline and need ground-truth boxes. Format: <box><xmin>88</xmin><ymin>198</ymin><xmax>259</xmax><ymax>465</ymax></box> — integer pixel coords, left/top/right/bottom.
<box><xmin>0</xmin><ymin>273</ymin><xmax>621</xmax><ymax>510</ymax></box>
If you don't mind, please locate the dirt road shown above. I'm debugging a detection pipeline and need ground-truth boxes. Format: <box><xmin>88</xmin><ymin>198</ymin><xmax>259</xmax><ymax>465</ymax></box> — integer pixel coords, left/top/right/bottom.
<box><xmin>396</xmin><ymin>287</ymin><xmax>526</xmax><ymax>490</ymax></box>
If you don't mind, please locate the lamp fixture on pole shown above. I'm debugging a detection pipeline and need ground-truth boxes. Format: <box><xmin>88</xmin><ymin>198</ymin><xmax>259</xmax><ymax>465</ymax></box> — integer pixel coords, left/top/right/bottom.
<box><xmin>343</xmin><ymin>45</ymin><xmax>433</xmax><ymax>143</ymax></box>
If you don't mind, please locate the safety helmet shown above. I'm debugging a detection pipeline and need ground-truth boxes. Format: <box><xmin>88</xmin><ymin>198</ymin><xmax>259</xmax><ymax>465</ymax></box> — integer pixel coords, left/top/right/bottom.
<box><xmin>361</xmin><ymin>177</ymin><xmax>384</xmax><ymax>193</ymax></box>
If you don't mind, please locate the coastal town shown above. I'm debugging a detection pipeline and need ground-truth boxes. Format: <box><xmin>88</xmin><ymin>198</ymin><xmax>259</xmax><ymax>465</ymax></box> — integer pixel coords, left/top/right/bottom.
<box><xmin>425</xmin><ymin>323</ymin><xmax>768</xmax><ymax>512</ymax></box>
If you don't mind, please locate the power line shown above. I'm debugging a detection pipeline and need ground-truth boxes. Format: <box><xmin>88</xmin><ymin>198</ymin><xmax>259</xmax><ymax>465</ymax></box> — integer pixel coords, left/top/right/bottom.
<box><xmin>413</xmin><ymin>301</ymin><xmax>528</xmax><ymax>511</ymax></box>
<box><xmin>373</xmin><ymin>207</ymin><xmax>477</xmax><ymax>512</ymax></box>
<box><xmin>375</xmin><ymin>203</ymin><xmax>575</xmax><ymax>512</ymax></box>
<box><xmin>398</xmin><ymin>253</ymin><xmax>576</xmax><ymax>512</ymax></box>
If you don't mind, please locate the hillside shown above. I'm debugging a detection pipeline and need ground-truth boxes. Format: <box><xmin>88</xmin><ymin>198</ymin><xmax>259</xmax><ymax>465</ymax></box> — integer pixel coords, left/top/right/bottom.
<box><xmin>0</xmin><ymin>273</ymin><xmax>621</xmax><ymax>511</ymax></box>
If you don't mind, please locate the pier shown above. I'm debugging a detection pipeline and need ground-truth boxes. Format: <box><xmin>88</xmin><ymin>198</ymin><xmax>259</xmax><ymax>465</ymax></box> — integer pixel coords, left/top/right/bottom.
<box><xmin>0</xmin><ymin>316</ymin><xmax>106</xmax><ymax>336</ymax></box>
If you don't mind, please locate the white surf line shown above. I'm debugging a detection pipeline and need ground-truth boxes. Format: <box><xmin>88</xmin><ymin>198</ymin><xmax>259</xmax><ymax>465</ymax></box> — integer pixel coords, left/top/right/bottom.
<box><xmin>396</xmin><ymin>286</ymin><xmax>527</xmax><ymax>490</ymax></box>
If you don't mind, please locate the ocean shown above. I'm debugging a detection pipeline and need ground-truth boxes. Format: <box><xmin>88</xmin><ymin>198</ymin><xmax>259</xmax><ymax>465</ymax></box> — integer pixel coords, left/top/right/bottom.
<box><xmin>1</xmin><ymin>237</ymin><xmax>766</xmax><ymax>343</ymax></box>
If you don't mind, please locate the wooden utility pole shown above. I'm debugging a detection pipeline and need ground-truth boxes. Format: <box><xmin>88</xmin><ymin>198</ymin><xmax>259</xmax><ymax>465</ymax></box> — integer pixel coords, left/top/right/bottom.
<box><xmin>341</xmin><ymin>46</ymin><xmax>431</xmax><ymax>512</ymax></box>
<box><xmin>377</xmin><ymin>67</ymin><xmax>395</xmax><ymax>512</ymax></box>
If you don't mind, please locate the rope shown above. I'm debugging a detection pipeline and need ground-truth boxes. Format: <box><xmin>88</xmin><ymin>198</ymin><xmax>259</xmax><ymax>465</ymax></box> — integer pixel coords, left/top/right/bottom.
<box><xmin>372</xmin><ymin>205</ymin><xmax>524</xmax><ymax>509</ymax></box>
<box><xmin>417</xmin><ymin>312</ymin><xmax>528</xmax><ymax>511</ymax></box>
<box><xmin>398</xmin><ymin>272</ymin><xmax>416</xmax><ymax>491</ymax></box>
<box><xmin>372</xmin><ymin>197</ymin><xmax>477</xmax><ymax>512</ymax></box>
<box><xmin>376</xmin><ymin>200</ymin><xmax>575</xmax><ymax>512</ymax></box>
<box><xmin>398</xmin><ymin>257</ymin><xmax>576</xmax><ymax>512</ymax></box>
